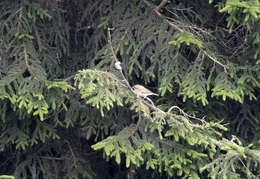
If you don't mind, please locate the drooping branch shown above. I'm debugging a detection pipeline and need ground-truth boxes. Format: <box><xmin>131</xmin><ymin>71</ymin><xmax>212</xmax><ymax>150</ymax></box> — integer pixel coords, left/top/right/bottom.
<box><xmin>142</xmin><ymin>0</ymin><xmax>229</xmax><ymax>72</ymax></box>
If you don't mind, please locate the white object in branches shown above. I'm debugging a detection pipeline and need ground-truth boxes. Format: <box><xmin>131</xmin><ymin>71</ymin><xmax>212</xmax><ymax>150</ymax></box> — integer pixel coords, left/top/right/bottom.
<box><xmin>115</xmin><ymin>61</ymin><xmax>122</xmax><ymax>71</ymax></box>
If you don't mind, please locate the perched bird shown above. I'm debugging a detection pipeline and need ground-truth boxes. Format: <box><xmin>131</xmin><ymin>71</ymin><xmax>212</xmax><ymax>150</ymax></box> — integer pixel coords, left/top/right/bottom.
<box><xmin>132</xmin><ymin>84</ymin><xmax>158</xmax><ymax>98</ymax></box>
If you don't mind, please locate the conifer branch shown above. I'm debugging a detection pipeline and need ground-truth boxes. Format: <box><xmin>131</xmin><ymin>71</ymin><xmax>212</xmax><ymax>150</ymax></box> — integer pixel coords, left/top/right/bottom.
<box><xmin>142</xmin><ymin>0</ymin><xmax>229</xmax><ymax>72</ymax></box>
<box><xmin>154</xmin><ymin>0</ymin><xmax>168</xmax><ymax>12</ymax></box>
<box><xmin>98</xmin><ymin>70</ymin><xmax>128</xmax><ymax>88</ymax></box>
<box><xmin>140</xmin><ymin>98</ymin><xmax>206</xmax><ymax>127</ymax></box>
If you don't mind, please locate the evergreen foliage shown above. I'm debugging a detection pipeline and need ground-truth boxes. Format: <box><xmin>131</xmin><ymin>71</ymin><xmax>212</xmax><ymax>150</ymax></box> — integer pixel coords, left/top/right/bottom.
<box><xmin>0</xmin><ymin>0</ymin><xmax>259</xmax><ymax>178</ymax></box>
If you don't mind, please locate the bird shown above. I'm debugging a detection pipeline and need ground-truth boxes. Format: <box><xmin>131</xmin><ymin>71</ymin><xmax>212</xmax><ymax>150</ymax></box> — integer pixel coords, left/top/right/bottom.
<box><xmin>132</xmin><ymin>84</ymin><xmax>158</xmax><ymax>98</ymax></box>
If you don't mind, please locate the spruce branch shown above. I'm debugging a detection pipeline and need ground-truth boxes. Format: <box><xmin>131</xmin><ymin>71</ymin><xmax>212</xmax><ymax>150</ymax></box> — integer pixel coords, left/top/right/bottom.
<box><xmin>139</xmin><ymin>97</ymin><xmax>207</xmax><ymax>128</ymax></box>
<box><xmin>154</xmin><ymin>0</ymin><xmax>168</xmax><ymax>12</ymax></box>
<box><xmin>142</xmin><ymin>0</ymin><xmax>229</xmax><ymax>72</ymax></box>
<box><xmin>98</xmin><ymin>70</ymin><xmax>128</xmax><ymax>89</ymax></box>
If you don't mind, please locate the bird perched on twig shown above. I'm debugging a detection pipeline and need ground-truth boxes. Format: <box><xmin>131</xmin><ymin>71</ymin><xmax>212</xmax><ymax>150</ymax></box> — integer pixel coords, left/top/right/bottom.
<box><xmin>132</xmin><ymin>84</ymin><xmax>158</xmax><ymax>98</ymax></box>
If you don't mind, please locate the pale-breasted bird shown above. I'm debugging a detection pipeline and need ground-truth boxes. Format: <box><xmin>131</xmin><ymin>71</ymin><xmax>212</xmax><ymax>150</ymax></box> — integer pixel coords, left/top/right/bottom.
<box><xmin>132</xmin><ymin>84</ymin><xmax>158</xmax><ymax>98</ymax></box>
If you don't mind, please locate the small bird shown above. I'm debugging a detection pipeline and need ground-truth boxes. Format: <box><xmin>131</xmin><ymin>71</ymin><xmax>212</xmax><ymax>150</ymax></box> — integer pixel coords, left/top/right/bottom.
<box><xmin>132</xmin><ymin>84</ymin><xmax>158</xmax><ymax>98</ymax></box>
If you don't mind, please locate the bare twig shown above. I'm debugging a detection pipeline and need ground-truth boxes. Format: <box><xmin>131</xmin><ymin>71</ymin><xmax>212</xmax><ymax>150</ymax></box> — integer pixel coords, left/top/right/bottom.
<box><xmin>142</xmin><ymin>99</ymin><xmax>166</xmax><ymax>114</ymax></box>
<box><xmin>154</xmin><ymin>0</ymin><xmax>168</xmax><ymax>11</ymax></box>
<box><xmin>107</xmin><ymin>28</ymin><xmax>133</xmax><ymax>91</ymax></box>
<box><xmin>141</xmin><ymin>99</ymin><xmax>207</xmax><ymax>128</ymax></box>
<box><xmin>202</xmin><ymin>50</ymin><xmax>228</xmax><ymax>73</ymax></box>
<box><xmin>166</xmin><ymin>20</ymin><xmax>184</xmax><ymax>32</ymax></box>
<box><xmin>65</xmin><ymin>140</ymin><xmax>77</xmax><ymax>168</ymax></box>
<box><xmin>24</xmin><ymin>47</ymin><xmax>30</xmax><ymax>69</ymax></box>
<box><xmin>168</xmin><ymin>106</ymin><xmax>206</xmax><ymax>123</ymax></box>
<box><xmin>107</xmin><ymin>28</ymin><xmax>128</xmax><ymax>66</ymax></box>
<box><xmin>107</xmin><ymin>27</ymin><xmax>117</xmax><ymax>68</ymax></box>
<box><xmin>115</xmin><ymin>29</ymin><xmax>128</xmax><ymax>53</ymax></box>
<box><xmin>40</xmin><ymin>156</ymin><xmax>66</xmax><ymax>160</ymax></box>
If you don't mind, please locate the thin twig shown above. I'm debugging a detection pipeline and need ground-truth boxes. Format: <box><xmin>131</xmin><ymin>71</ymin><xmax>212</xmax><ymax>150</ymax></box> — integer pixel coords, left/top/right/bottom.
<box><xmin>107</xmin><ymin>27</ymin><xmax>117</xmax><ymax>68</ymax></box>
<box><xmin>40</xmin><ymin>156</ymin><xmax>66</xmax><ymax>161</ymax></box>
<box><xmin>24</xmin><ymin>47</ymin><xmax>30</xmax><ymax>70</ymax></box>
<box><xmin>142</xmin><ymin>99</ymin><xmax>166</xmax><ymax>114</ymax></box>
<box><xmin>154</xmin><ymin>0</ymin><xmax>168</xmax><ymax>11</ymax></box>
<box><xmin>168</xmin><ymin>106</ymin><xmax>206</xmax><ymax>123</ymax></box>
<box><xmin>115</xmin><ymin>29</ymin><xmax>129</xmax><ymax>53</ymax></box>
<box><xmin>143</xmin><ymin>96</ymin><xmax>156</xmax><ymax>106</ymax></box>
<box><xmin>107</xmin><ymin>28</ymin><xmax>133</xmax><ymax>91</ymax></box>
<box><xmin>65</xmin><ymin>140</ymin><xmax>77</xmax><ymax>168</ymax></box>
<box><xmin>202</xmin><ymin>50</ymin><xmax>228</xmax><ymax>73</ymax></box>
<box><xmin>166</xmin><ymin>20</ymin><xmax>184</xmax><ymax>32</ymax></box>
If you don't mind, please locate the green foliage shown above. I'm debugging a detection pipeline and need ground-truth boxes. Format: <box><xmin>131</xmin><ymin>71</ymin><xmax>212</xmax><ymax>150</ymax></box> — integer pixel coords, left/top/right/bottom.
<box><xmin>201</xmin><ymin>138</ymin><xmax>260</xmax><ymax>179</ymax></box>
<box><xmin>218</xmin><ymin>0</ymin><xmax>260</xmax><ymax>32</ymax></box>
<box><xmin>74</xmin><ymin>69</ymin><xmax>131</xmax><ymax>116</ymax></box>
<box><xmin>0</xmin><ymin>0</ymin><xmax>260</xmax><ymax>178</ymax></box>
<box><xmin>212</xmin><ymin>72</ymin><xmax>246</xmax><ymax>103</ymax></box>
<box><xmin>0</xmin><ymin>176</ymin><xmax>15</xmax><ymax>179</ymax></box>
<box><xmin>169</xmin><ymin>32</ymin><xmax>203</xmax><ymax>48</ymax></box>
<box><xmin>92</xmin><ymin>125</ymin><xmax>154</xmax><ymax>167</ymax></box>
<box><xmin>85</xmin><ymin>74</ymin><xmax>227</xmax><ymax>177</ymax></box>
<box><xmin>25</xmin><ymin>0</ymin><xmax>52</xmax><ymax>23</ymax></box>
<box><xmin>178</xmin><ymin>52</ymin><xmax>208</xmax><ymax>105</ymax></box>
